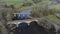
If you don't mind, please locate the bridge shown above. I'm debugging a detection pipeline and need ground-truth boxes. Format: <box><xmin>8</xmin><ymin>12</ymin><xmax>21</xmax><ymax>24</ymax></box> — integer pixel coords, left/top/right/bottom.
<box><xmin>7</xmin><ymin>17</ymin><xmax>60</xmax><ymax>33</ymax></box>
<box><xmin>7</xmin><ymin>18</ymin><xmax>39</xmax><ymax>26</ymax></box>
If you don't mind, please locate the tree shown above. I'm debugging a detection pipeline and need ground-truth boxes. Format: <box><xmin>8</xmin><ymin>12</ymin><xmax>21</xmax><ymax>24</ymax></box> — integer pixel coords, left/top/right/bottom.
<box><xmin>10</xmin><ymin>5</ymin><xmax>15</xmax><ymax>10</ymax></box>
<box><xmin>0</xmin><ymin>4</ymin><xmax>11</xmax><ymax>34</ymax></box>
<box><xmin>0</xmin><ymin>21</ymin><xmax>8</xmax><ymax>34</ymax></box>
<box><xmin>31</xmin><ymin>9</ymin><xmax>43</xmax><ymax>18</ymax></box>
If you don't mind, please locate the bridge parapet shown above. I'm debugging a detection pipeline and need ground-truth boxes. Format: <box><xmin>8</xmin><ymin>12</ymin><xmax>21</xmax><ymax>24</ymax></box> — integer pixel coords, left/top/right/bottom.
<box><xmin>7</xmin><ymin>18</ymin><xmax>39</xmax><ymax>27</ymax></box>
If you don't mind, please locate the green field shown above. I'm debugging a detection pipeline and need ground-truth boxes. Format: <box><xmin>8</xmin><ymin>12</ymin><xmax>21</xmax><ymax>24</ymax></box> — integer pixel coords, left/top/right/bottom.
<box><xmin>2</xmin><ymin>0</ymin><xmax>48</xmax><ymax>5</ymax></box>
<box><xmin>0</xmin><ymin>0</ymin><xmax>52</xmax><ymax>9</ymax></box>
<box><xmin>1</xmin><ymin>0</ymin><xmax>33</xmax><ymax>7</ymax></box>
<box><xmin>1</xmin><ymin>0</ymin><xmax>60</xmax><ymax>10</ymax></box>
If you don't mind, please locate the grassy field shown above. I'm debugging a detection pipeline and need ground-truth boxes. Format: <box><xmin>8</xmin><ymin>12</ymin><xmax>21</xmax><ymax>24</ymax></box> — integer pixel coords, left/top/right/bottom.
<box><xmin>1</xmin><ymin>0</ymin><xmax>60</xmax><ymax>10</ymax></box>
<box><xmin>0</xmin><ymin>0</ymin><xmax>52</xmax><ymax>9</ymax></box>
<box><xmin>2</xmin><ymin>0</ymin><xmax>49</xmax><ymax>5</ymax></box>
<box><xmin>1</xmin><ymin>0</ymin><xmax>33</xmax><ymax>7</ymax></box>
<box><xmin>20</xmin><ymin>1</ymin><xmax>53</xmax><ymax>10</ymax></box>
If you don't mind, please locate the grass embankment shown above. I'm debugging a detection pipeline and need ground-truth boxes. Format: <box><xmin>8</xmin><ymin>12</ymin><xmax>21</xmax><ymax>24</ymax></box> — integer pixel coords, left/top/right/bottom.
<box><xmin>49</xmin><ymin>4</ymin><xmax>60</xmax><ymax>10</ymax></box>
<box><xmin>47</xmin><ymin>15</ymin><xmax>60</xmax><ymax>25</ymax></box>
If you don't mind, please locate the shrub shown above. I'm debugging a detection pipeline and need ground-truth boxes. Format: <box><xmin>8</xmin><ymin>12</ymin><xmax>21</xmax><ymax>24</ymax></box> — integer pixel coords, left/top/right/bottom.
<box><xmin>31</xmin><ymin>8</ymin><xmax>56</xmax><ymax>18</ymax></box>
